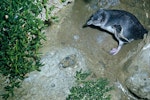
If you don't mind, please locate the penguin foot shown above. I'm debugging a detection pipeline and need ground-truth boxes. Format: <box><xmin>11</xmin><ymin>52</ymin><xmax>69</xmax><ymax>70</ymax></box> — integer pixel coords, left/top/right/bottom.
<box><xmin>109</xmin><ymin>48</ymin><xmax>119</xmax><ymax>55</ymax></box>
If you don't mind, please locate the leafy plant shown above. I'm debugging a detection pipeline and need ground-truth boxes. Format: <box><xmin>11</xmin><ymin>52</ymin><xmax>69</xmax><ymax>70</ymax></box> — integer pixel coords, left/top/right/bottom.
<box><xmin>67</xmin><ymin>70</ymin><xmax>113</xmax><ymax>100</ymax></box>
<box><xmin>0</xmin><ymin>0</ymin><xmax>47</xmax><ymax>99</ymax></box>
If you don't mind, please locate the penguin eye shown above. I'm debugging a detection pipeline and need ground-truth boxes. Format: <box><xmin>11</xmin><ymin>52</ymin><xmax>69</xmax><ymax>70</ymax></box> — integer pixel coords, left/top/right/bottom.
<box><xmin>93</xmin><ymin>16</ymin><xmax>98</xmax><ymax>21</ymax></box>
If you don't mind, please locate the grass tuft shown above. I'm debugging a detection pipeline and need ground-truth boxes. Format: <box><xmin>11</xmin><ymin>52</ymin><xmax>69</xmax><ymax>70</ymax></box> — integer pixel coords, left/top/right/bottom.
<box><xmin>67</xmin><ymin>70</ymin><xmax>113</xmax><ymax>100</ymax></box>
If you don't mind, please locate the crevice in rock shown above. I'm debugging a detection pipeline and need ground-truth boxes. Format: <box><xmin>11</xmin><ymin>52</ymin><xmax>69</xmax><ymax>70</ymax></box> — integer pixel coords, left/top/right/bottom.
<box><xmin>127</xmin><ymin>88</ymin><xmax>148</xmax><ymax>100</ymax></box>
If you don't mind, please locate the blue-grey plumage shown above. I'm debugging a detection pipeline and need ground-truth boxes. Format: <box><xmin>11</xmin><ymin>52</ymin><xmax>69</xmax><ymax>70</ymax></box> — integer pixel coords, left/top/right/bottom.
<box><xmin>83</xmin><ymin>9</ymin><xmax>148</xmax><ymax>55</ymax></box>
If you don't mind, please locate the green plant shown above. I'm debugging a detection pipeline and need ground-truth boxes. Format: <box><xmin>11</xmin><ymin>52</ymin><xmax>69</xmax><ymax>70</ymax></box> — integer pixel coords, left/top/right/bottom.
<box><xmin>0</xmin><ymin>0</ymin><xmax>47</xmax><ymax>99</ymax></box>
<box><xmin>67</xmin><ymin>70</ymin><xmax>113</xmax><ymax>100</ymax></box>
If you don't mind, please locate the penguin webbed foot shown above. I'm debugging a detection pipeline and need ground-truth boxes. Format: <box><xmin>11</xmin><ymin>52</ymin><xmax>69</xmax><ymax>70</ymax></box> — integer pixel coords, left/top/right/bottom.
<box><xmin>109</xmin><ymin>48</ymin><xmax>120</xmax><ymax>55</ymax></box>
<box><xmin>109</xmin><ymin>41</ymin><xmax>124</xmax><ymax>55</ymax></box>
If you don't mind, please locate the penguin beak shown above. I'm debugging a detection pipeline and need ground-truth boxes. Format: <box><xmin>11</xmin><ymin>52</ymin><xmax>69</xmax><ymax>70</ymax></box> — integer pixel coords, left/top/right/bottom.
<box><xmin>82</xmin><ymin>20</ymin><xmax>93</xmax><ymax>28</ymax></box>
<box><xmin>86</xmin><ymin>20</ymin><xmax>93</xmax><ymax>25</ymax></box>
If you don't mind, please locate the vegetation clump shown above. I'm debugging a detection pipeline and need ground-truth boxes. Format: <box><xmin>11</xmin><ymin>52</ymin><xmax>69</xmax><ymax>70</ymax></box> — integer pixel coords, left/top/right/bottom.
<box><xmin>67</xmin><ymin>70</ymin><xmax>113</xmax><ymax>100</ymax></box>
<box><xmin>0</xmin><ymin>0</ymin><xmax>48</xmax><ymax>99</ymax></box>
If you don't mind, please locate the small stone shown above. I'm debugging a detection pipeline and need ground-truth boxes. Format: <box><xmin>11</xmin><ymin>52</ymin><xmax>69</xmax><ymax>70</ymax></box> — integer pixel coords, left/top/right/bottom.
<box><xmin>73</xmin><ymin>35</ymin><xmax>79</xmax><ymax>41</ymax></box>
<box><xmin>51</xmin><ymin>83</ymin><xmax>55</xmax><ymax>87</ymax></box>
<box><xmin>5</xmin><ymin>15</ymin><xmax>8</xmax><ymax>19</ymax></box>
<box><xmin>59</xmin><ymin>54</ymin><xmax>77</xmax><ymax>68</ymax></box>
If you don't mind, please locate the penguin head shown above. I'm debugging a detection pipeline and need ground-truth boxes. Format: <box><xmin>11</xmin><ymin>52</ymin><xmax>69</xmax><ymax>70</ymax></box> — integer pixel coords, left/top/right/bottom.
<box><xmin>83</xmin><ymin>9</ymin><xmax>106</xmax><ymax>28</ymax></box>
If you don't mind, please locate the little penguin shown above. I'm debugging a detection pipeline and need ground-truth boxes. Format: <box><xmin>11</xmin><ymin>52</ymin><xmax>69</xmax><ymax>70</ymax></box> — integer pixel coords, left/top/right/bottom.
<box><xmin>83</xmin><ymin>9</ymin><xmax>148</xmax><ymax>55</ymax></box>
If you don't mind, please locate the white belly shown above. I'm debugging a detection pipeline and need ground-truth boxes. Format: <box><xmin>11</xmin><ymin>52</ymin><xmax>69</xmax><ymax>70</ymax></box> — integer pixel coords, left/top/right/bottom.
<box><xmin>104</xmin><ymin>26</ymin><xmax>115</xmax><ymax>33</ymax></box>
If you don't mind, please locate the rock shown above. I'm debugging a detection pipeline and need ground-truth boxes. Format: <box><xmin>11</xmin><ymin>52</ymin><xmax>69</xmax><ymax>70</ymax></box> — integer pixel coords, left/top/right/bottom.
<box><xmin>125</xmin><ymin>34</ymin><xmax>150</xmax><ymax>99</ymax></box>
<box><xmin>58</xmin><ymin>54</ymin><xmax>77</xmax><ymax>68</ymax></box>
<box><xmin>99</xmin><ymin>0</ymin><xmax>120</xmax><ymax>8</ymax></box>
<box><xmin>38</xmin><ymin>0</ymin><xmax>74</xmax><ymax>21</ymax></box>
<box><xmin>86</xmin><ymin>0</ymin><xmax>120</xmax><ymax>10</ymax></box>
<box><xmin>126</xmin><ymin>72</ymin><xmax>150</xmax><ymax>99</ymax></box>
<box><xmin>15</xmin><ymin>47</ymin><xmax>88</xmax><ymax>100</ymax></box>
